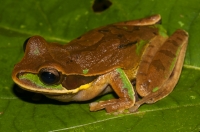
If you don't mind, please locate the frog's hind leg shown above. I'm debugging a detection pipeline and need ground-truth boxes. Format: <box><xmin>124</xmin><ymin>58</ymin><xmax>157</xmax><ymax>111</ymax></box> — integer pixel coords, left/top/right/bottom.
<box><xmin>129</xmin><ymin>30</ymin><xmax>188</xmax><ymax>112</ymax></box>
<box><xmin>129</xmin><ymin>61</ymin><xmax>183</xmax><ymax>112</ymax></box>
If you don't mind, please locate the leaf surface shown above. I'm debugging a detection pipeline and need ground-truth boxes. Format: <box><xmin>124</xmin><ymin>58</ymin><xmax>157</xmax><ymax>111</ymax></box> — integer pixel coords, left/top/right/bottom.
<box><xmin>0</xmin><ymin>0</ymin><xmax>200</xmax><ymax>131</ymax></box>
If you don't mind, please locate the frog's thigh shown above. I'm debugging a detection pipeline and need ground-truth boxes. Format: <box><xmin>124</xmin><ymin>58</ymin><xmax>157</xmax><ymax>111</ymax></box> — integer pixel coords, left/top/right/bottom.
<box><xmin>130</xmin><ymin>30</ymin><xmax>188</xmax><ymax>112</ymax></box>
<box><xmin>90</xmin><ymin>70</ymin><xmax>135</xmax><ymax>113</ymax></box>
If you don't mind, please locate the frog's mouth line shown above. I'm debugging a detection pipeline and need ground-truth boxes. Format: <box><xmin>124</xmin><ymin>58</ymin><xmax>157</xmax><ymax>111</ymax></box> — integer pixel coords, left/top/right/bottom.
<box><xmin>14</xmin><ymin>73</ymin><xmax>94</xmax><ymax>95</ymax></box>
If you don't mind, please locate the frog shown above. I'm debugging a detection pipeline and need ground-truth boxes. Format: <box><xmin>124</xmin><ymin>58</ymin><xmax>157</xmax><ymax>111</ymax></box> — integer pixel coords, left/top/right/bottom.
<box><xmin>12</xmin><ymin>14</ymin><xmax>188</xmax><ymax>113</ymax></box>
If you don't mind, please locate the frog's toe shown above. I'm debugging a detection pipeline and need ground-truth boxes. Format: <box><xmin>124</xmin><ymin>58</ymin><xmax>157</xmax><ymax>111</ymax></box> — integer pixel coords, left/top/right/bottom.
<box><xmin>89</xmin><ymin>101</ymin><xmax>112</xmax><ymax>112</ymax></box>
<box><xmin>129</xmin><ymin>104</ymin><xmax>140</xmax><ymax>113</ymax></box>
<box><xmin>89</xmin><ymin>102</ymin><xmax>99</xmax><ymax>110</ymax></box>
<box><xmin>90</xmin><ymin>99</ymin><xmax>134</xmax><ymax>113</ymax></box>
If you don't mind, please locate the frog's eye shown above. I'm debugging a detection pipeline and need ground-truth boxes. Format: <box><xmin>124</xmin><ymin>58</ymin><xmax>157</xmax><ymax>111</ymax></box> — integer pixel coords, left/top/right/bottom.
<box><xmin>39</xmin><ymin>68</ymin><xmax>60</xmax><ymax>85</ymax></box>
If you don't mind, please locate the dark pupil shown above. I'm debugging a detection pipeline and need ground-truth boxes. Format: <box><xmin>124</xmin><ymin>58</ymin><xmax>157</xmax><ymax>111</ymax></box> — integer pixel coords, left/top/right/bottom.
<box><xmin>40</xmin><ymin>72</ymin><xmax>57</xmax><ymax>84</ymax></box>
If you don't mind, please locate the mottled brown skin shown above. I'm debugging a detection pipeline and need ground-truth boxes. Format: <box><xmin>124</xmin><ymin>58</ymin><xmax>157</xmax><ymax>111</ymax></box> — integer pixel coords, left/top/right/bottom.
<box><xmin>12</xmin><ymin>15</ymin><xmax>188</xmax><ymax>113</ymax></box>
<box><xmin>13</xmin><ymin>24</ymin><xmax>159</xmax><ymax>76</ymax></box>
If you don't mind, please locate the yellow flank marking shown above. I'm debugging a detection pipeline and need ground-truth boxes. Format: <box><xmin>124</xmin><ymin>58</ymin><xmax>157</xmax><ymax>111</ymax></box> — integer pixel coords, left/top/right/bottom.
<box><xmin>71</xmin><ymin>82</ymin><xmax>92</xmax><ymax>93</ymax></box>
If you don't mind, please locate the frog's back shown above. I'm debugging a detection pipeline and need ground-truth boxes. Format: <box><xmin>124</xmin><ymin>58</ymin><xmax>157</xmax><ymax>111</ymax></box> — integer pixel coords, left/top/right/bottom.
<box><xmin>61</xmin><ymin>24</ymin><xmax>159</xmax><ymax>75</ymax></box>
<box><xmin>17</xmin><ymin>23</ymin><xmax>160</xmax><ymax>76</ymax></box>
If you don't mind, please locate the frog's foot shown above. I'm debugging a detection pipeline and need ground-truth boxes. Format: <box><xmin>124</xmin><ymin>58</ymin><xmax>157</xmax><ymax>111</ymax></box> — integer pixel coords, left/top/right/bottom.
<box><xmin>128</xmin><ymin>94</ymin><xmax>156</xmax><ymax>112</ymax></box>
<box><xmin>129</xmin><ymin>79</ymin><xmax>176</xmax><ymax>113</ymax></box>
<box><xmin>90</xmin><ymin>98</ymin><xmax>134</xmax><ymax>113</ymax></box>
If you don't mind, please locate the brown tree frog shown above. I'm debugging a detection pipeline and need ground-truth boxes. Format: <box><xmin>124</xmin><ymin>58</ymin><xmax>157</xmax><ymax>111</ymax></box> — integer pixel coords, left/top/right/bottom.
<box><xmin>12</xmin><ymin>15</ymin><xmax>188</xmax><ymax>113</ymax></box>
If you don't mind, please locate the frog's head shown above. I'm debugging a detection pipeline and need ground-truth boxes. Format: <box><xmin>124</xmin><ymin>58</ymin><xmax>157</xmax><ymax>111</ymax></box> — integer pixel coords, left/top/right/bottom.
<box><xmin>12</xmin><ymin>36</ymin><xmax>94</xmax><ymax>95</ymax></box>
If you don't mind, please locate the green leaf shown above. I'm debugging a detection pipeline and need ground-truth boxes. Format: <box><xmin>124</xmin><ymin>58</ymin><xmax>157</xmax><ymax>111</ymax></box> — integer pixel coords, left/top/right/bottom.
<box><xmin>1</xmin><ymin>0</ymin><xmax>200</xmax><ymax>131</ymax></box>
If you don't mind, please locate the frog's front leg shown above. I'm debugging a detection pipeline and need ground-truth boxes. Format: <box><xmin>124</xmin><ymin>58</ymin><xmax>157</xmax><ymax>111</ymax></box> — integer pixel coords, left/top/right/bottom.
<box><xmin>90</xmin><ymin>68</ymin><xmax>135</xmax><ymax>113</ymax></box>
<box><xmin>129</xmin><ymin>30</ymin><xmax>188</xmax><ymax>112</ymax></box>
